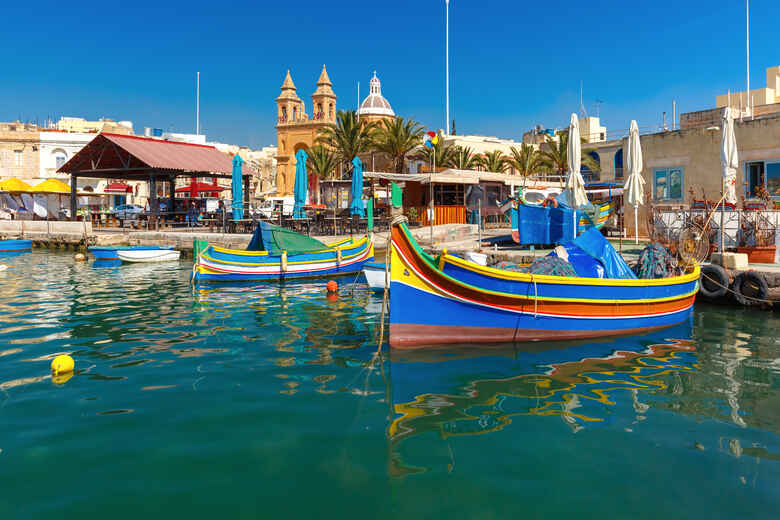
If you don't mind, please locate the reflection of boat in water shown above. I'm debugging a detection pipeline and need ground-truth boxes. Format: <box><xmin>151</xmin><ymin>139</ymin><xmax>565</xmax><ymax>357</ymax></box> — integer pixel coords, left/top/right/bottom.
<box><xmin>389</xmin><ymin>219</ymin><xmax>699</xmax><ymax>347</ymax></box>
<box><xmin>386</xmin><ymin>324</ymin><xmax>696</xmax><ymax>476</ymax></box>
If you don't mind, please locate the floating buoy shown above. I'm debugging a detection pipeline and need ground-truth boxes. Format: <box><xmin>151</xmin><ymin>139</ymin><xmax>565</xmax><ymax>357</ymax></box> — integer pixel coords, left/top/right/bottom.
<box><xmin>326</xmin><ymin>280</ymin><xmax>338</xmax><ymax>293</ymax></box>
<box><xmin>74</xmin><ymin>253</ymin><xmax>86</xmax><ymax>262</ymax></box>
<box><xmin>51</xmin><ymin>354</ymin><xmax>74</xmax><ymax>375</ymax></box>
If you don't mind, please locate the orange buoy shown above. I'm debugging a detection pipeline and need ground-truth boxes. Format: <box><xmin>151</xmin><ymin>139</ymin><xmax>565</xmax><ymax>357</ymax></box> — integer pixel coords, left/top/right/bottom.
<box><xmin>326</xmin><ymin>280</ymin><xmax>338</xmax><ymax>293</ymax></box>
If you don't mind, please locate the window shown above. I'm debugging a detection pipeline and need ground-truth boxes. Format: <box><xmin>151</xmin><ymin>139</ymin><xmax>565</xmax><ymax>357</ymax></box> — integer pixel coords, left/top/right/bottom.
<box><xmin>434</xmin><ymin>184</ymin><xmax>464</xmax><ymax>205</ymax></box>
<box><xmin>614</xmin><ymin>148</ymin><xmax>624</xmax><ymax>179</ymax></box>
<box><xmin>746</xmin><ymin>161</ymin><xmax>765</xmax><ymax>198</ymax></box>
<box><xmin>653</xmin><ymin>168</ymin><xmax>683</xmax><ymax>200</ymax></box>
<box><xmin>14</xmin><ymin>150</ymin><xmax>22</xmax><ymax>167</ymax></box>
<box><xmin>767</xmin><ymin>162</ymin><xmax>780</xmax><ymax>198</ymax></box>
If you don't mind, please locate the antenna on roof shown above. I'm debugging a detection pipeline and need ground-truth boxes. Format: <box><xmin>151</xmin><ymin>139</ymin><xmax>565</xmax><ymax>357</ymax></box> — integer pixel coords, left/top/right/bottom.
<box><xmin>578</xmin><ymin>80</ymin><xmax>588</xmax><ymax>119</ymax></box>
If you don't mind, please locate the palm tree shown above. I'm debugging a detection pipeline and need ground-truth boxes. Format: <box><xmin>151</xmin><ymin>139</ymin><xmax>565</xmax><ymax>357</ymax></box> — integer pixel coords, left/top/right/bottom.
<box><xmin>414</xmin><ymin>142</ymin><xmax>457</xmax><ymax>171</ymax></box>
<box><xmin>538</xmin><ymin>130</ymin><xmax>600</xmax><ymax>176</ymax></box>
<box><xmin>508</xmin><ymin>143</ymin><xmax>540</xmax><ymax>178</ymax></box>
<box><xmin>307</xmin><ymin>145</ymin><xmax>339</xmax><ymax>180</ymax></box>
<box><xmin>448</xmin><ymin>146</ymin><xmax>480</xmax><ymax>170</ymax></box>
<box><xmin>478</xmin><ymin>150</ymin><xmax>509</xmax><ymax>173</ymax></box>
<box><xmin>371</xmin><ymin>116</ymin><xmax>426</xmax><ymax>173</ymax></box>
<box><xmin>316</xmin><ymin>110</ymin><xmax>378</xmax><ymax>173</ymax></box>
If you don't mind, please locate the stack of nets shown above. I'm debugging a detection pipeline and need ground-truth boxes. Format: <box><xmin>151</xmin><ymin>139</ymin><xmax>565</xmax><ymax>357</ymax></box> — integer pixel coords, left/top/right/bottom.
<box><xmin>527</xmin><ymin>256</ymin><xmax>577</xmax><ymax>277</ymax></box>
<box><xmin>494</xmin><ymin>256</ymin><xmax>577</xmax><ymax>277</ymax></box>
<box><xmin>633</xmin><ymin>243</ymin><xmax>677</xmax><ymax>279</ymax></box>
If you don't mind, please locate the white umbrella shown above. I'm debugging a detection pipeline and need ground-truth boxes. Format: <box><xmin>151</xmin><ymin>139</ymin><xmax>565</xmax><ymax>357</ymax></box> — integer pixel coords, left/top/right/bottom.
<box><xmin>624</xmin><ymin>120</ymin><xmax>645</xmax><ymax>243</ymax></box>
<box><xmin>721</xmin><ymin>107</ymin><xmax>738</xmax><ymax>205</ymax></box>
<box><xmin>566</xmin><ymin>113</ymin><xmax>588</xmax><ymax>238</ymax></box>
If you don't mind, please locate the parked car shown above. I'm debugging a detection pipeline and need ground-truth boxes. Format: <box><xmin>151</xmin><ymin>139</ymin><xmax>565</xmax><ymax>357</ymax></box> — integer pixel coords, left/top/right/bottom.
<box><xmin>110</xmin><ymin>204</ymin><xmax>144</xmax><ymax>220</ymax></box>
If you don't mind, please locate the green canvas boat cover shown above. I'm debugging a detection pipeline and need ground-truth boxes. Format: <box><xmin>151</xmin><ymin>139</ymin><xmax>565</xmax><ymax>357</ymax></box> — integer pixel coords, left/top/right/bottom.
<box><xmin>246</xmin><ymin>222</ymin><xmax>328</xmax><ymax>255</ymax></box>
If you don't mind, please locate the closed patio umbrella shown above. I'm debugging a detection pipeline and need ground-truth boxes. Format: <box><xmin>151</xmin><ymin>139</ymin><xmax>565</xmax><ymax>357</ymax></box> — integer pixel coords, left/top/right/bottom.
<box><xmin>232</xmin><ymin>154</ymin><xmax>245</xmax><ymax>220</ymax></box>
<box><xmin>349</xmin><ymin>156</ymin><xmax>365</xmax><ymax>218</ymax></box>
<box><xmin>624</xmin><ymin>120</ymin><xmax>645</xmax><ymax>244</ymax></box>
<box><xmin>566</xmin><ymin>113</ymin><xmax>588</xmax><ymax>238</ymax></box>
<box><xmin>720</xmin><ymin>107</ymin><xmax>739</xmax><ymax>252</ymax></box>
<box><xmin>293</xmin><ymin>148</ymin><xmax>308</xmax><ymax>219</ymax></box>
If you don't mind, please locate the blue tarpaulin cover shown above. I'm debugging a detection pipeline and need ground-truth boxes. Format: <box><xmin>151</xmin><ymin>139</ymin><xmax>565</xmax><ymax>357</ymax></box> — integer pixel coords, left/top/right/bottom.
<box><xmin>568</xmin><ymin>227</ymin><xmax>636</xmax><ymax>279</ymax></box>
<box><xmin>551</xmin><ymin>243</ymin><xmax>606</xmax><ymax>278</ymax></box>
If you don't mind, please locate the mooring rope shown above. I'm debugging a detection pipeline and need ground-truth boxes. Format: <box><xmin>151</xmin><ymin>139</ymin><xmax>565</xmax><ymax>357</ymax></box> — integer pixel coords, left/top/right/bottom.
<box><xmin>700</xmin><ymin>271</ymin><xmax>775</xmax><ymax>305</ymax></box>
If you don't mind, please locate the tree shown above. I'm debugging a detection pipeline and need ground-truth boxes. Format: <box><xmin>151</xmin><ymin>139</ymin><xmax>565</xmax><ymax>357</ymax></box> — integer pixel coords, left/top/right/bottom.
<box><xmin>538</xmin><ymin>130</ymin><xmax>600</xmax><ymax>176</ymax></box>
<box><xmin>414</xmin><ymin>142</ymin><xmax>457</xmax><ymax>171</ymax></box>
<box><xmin>448</xmin><ymin>146</ymin><xmax>480</xmax><ymax>170</ymax></box>
<box><xmin>316</xmin><ymin>110</ymin><xmax>378</xmax><ymax>173</ymax></box>
<box><xmin>508</xmin><ymin>143</ymin><xmax>540</xmax><ymax>178</ymax></box>
<box><xmin>307</xmin><ymin>145</ymin><xmax>339</xmax><ymax>179</ymax></box>
<box><xmin>371</xmin><ymin>116</ymin><xmax>425</xmax><ymax>173</ymax></box>
<box><xmin>478</xmin><ymin>150</ymin><xmax>509</xmax><ymax>173</ymax></box>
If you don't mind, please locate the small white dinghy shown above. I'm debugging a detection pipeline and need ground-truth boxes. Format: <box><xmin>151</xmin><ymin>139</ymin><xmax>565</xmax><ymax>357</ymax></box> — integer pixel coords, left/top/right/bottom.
<box><xmin>117</xmin><ymin>249</ymin><xmax>181</xmax><ymax>263</ymax></box>
<box><xmin>363</xmin><ymin>262</ymin><xmax>387</xmax><ymax>293</ymax></box>
<box><xmin>0</xmin><ymin>265</ymin><xmax>7</xmax><ymax>272</ymax></box>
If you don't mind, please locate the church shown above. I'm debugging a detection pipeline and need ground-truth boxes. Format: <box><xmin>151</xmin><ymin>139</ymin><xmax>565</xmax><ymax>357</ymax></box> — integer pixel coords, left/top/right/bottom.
<box><xmin>274</xmin><ymin>67</ymin><xmax>395</xmax><ymax>196</ymax></box>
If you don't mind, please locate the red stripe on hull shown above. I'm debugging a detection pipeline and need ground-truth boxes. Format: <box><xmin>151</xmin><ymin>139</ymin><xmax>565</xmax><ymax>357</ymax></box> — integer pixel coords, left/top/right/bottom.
<box><xmin>389</xmin><ymin>322</ymin><xmax>680</xmax><ymax>348</ymax></box>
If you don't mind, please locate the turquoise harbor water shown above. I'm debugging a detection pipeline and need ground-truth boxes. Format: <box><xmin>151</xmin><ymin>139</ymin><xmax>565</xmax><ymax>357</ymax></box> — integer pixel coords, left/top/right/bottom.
<box><xmin>1</xmin><ymin>251</ymin><xmax>780</xmax><ymax>518</ymax></box>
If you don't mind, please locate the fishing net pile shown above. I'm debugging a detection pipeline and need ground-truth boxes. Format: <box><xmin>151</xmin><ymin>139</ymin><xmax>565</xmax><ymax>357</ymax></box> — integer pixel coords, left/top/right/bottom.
<box><xmin>633</xmin><ymin>243</ymin><xmax>677</xmax><ymax>279</ymax></box>
<box><xmin>494</xmin><ymin>256</ymin><xmax>577</xmax><ymax>276</ymax></box>
<box><xmin>526</xmin><ymin>256</ymin><xmax>577</xmax><ymax>277</ymax></box>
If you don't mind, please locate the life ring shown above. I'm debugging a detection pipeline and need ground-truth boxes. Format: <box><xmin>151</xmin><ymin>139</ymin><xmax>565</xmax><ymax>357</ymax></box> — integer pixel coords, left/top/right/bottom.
<box><xmin>541</xmin><ymin>197</ymin><xmax>558</xmax><ymax>208</ymax></box>
<box><xmin>699</xmin><ymin>264</ymin><xmax>729</xmax><ymax>300</ymax></box>
<box><xmin>731</xmin><ymin>271</ymin><xmax>768</xmax><ymax>306</ymax></box>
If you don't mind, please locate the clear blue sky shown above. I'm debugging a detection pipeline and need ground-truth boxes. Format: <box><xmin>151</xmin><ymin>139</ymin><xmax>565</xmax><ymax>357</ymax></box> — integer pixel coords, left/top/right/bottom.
<box><xmin>2</xmin><ymin>1</ymin><xmax>778</xmax><ymax>149</ymax></box>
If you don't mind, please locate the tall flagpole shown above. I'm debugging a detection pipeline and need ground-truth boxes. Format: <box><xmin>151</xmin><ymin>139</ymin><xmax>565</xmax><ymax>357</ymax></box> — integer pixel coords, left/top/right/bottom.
<box><xmin>445</xmin><ymin>0</ymin><xmax>450</xmax><ymax>135</ymax></box>
<box><xmin>196</xmin><ymin>72</ymin><xmax>200</xmax><ymax>135</ymax></box>
<box><xmin>746</xmin><ymin>0</ymin><xmax>750</xmax><ymax>116</ymax></box>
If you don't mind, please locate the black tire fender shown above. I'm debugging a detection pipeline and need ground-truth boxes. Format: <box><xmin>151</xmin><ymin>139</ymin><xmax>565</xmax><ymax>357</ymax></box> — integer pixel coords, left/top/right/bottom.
<box><xmin>731</xmin><ymin>271</ymin><xmax>769</xmax><ymax>306</ymax></box>
<box><xmin>699</xmin><ymin>264</ymin><xmax>729</xmax><ymax>300</ymax></box>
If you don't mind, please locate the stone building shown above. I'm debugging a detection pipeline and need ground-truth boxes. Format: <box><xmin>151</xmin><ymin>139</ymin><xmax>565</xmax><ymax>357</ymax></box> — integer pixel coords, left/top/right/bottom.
<box><xmin>357</xmin><ymin>72</ymin><xmax>395</xmax><ymax>124</ymax></box>
<box><xmin>274</xmin><ymin>66</ymin><xmax>337</xmax><ymax>196</ymax></box>
<box><xmin>56</xmin><ymin>116</ymin><xmax>134</xmax><ymax>135</ymax></box>
<box><xmin>0</xmin><ymin>122</ymin><xmax>40</xmax><ymax>182</ymax></box>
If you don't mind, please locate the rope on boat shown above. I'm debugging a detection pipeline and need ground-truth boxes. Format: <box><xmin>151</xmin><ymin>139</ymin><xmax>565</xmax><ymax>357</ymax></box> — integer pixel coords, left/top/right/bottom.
<box><xmin>376</xmin><ymin>216</ymin><xmax>406</xmax><ymax>350</ymax></box>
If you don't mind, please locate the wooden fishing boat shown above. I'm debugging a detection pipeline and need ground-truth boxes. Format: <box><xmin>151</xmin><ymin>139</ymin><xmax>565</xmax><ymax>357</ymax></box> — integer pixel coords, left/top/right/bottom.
<box><xmin>363</xmin><ymin>262</ymin><xmax>386</xmax><ymax>293</ymax></box>
<box><xmin>0</xmin><ymin>239</ymin><xmax>32</xmax><ymax>253</ymax></box>
<box><xmin>193</xmin><ymin>222</ymin><xmax>374</xmax><ymax>282</ymax></box>
<box><xmin>117</xmin><ymin>249</ymin><xmax>181</xmax><ymax>263</ymax></box>
<box><xmin>89</xmin><ymin>245</ymin><xmax>175</xmax><ymax>261</ymax></box>
<box><xmin>388</xmin><ymin>220</ymin><xmax>699</xmax><ymax>348</ymax></box>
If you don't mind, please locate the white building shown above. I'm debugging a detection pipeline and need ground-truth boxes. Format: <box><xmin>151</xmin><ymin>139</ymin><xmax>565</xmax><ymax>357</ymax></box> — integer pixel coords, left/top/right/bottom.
<box><xmin>38</xmin><ymin>131</ymin><xmax>94</xmax><ymax>182</ymax></box>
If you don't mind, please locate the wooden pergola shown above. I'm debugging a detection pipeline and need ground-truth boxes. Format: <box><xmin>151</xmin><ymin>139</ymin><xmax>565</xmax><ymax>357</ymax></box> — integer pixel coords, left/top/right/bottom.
<box><xmin>57</xmin><ymin>133</ymin><xmax>256</xmax><ymax>226</ymax></box>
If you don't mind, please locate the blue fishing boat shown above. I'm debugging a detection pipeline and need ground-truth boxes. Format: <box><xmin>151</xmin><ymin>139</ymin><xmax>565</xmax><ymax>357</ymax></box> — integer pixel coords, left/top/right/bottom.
<box><xmin>88</xmin><ymin>245</ymin><xmax>175</xmax><ymax>261</ymax></box>
<box><xmin>0</xmin><ymin>239</ymin><xmax>32</xmax><ymax>253</ymax></box>
<box><xmin>193</xmin><ymin>221</ymin><xmax>374</xmax><ymax>282</ymax></box>
<box><xmin>389</xmin><ymin>219</ymin><xmax>698</xmax><ymax>348</ymax></box>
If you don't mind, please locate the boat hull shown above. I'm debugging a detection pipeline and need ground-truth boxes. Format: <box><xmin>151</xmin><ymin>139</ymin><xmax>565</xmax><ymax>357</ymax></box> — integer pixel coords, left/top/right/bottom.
<box><xmin>363</xmin><ymin>262</ymin><xmax>387</xmax><ymax>293</ymax></box>
<box><xmin>389</xmin><ymin>223</ymin><xmax>698</xmax><ymax>348</ymax></box>
<box><xmin>89</xmin><ymin>246</ymin><xmax>174</xmax><ymax>260</ymax></box>
<box><xmin>117</xmin><ymin>250</ymin><xmax>181</xmax><ymax>263</ymax></box>
<box><xmin>0</xmin><ymin>239</ymin><xmax>32</xmax><ymax>253</ymax></box>
<box><xmin>193</xmin><ymin>236</ymin><xmax>374</xmax><ymax>282</ymax></box>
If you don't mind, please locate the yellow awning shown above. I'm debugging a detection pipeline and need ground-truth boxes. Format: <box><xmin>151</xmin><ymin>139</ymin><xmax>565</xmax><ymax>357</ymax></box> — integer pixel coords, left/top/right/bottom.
<box><xmin>0</xmin><ymin>178</ymin><xmax>33</xmax><ymax>192</ymax></box>
<box><xmin>32</xmin><ymin>179</ymin><xmax>71</xmax><ymax>194</ymax></box>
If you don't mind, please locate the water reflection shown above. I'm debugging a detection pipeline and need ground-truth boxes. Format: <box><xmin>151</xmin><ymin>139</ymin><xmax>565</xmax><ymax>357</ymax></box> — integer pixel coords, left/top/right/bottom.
<box><xmin>385</xmin><ymin>315</ymin><xmax>780</xmax><ymax>477</ymax></box>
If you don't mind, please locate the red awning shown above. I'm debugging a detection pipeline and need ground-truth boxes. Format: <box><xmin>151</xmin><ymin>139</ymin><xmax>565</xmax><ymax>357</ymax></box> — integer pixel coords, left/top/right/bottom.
<box><xmin>175</xmin><ymin>182</ymin><xmax>226</xmax><ymax>193</ymax></box>
<box><xmin>105</xmin><ymin>182</ymin><xmax>133</xmax><ymax>193</ymax></box>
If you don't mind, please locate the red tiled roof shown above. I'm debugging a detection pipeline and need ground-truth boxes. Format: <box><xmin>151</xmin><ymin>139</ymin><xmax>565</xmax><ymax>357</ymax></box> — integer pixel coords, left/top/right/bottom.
<box><xmin>58</xmin><ymin>132</ymin><xmax>257</xmax><ymax>176</ymax></box>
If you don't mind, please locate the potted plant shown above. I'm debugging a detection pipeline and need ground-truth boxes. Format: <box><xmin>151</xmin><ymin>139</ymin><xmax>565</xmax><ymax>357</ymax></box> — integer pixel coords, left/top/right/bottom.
<box><xmin>736</xmin><ymin>187</ymin><xmax>777</xmax><ymax>263</ymax></box>
<box><xmin>406</xmin><ymin>207</ymin><xmax>420</xmax><ymax>227</ymax></box>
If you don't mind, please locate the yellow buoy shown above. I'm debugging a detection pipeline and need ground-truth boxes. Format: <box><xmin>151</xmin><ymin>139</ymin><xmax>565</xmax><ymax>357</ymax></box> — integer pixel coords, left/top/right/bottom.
<box><xmin>74</xmin><ymin>253</ymin><xmax>86</xmax><ymax>262</ymax></box>
<box><xmin>51</xmin><ymin>354</ymin><xmax>74</xmax><ymax>375</ymax></box>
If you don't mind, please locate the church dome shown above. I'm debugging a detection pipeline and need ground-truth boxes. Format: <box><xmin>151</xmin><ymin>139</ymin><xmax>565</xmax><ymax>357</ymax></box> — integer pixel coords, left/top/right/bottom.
<box><xmin>358</xmin><ymin>72</ymin><xmax>395</xmax><ymax>117</ymax></box>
